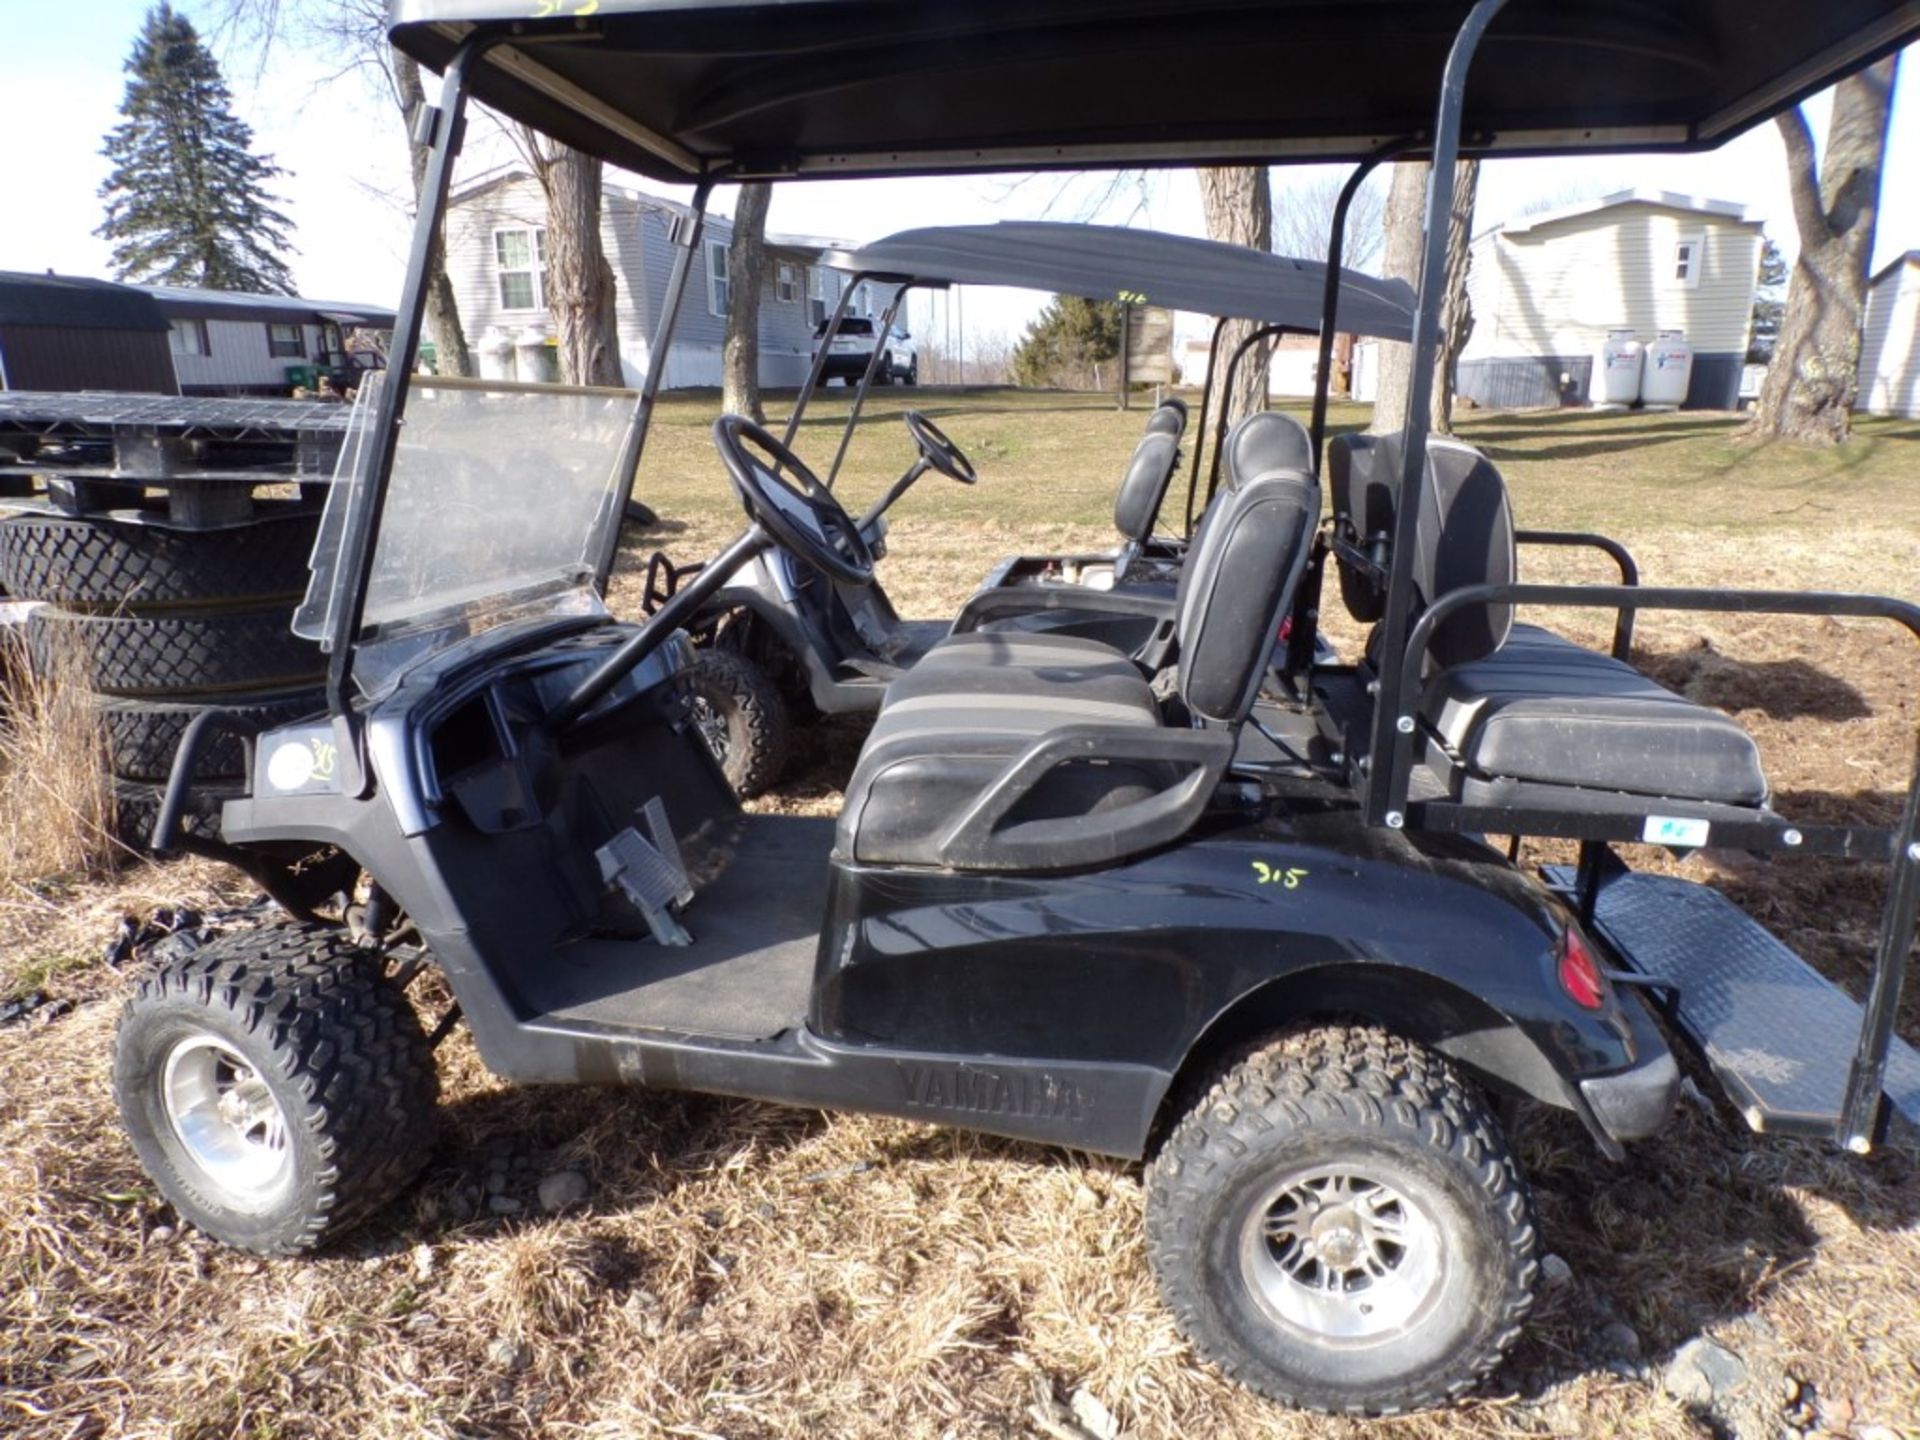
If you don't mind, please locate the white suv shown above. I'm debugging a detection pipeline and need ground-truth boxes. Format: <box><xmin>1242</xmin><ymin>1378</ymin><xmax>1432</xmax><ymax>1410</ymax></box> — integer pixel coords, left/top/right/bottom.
<box><xmin>813</xmin><ymin>317</ymin><xmax>918</xmax><ymax>385</ymax></box>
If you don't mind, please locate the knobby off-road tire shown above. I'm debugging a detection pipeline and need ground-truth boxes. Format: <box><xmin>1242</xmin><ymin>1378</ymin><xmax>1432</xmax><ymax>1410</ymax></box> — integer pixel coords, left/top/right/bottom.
<box><xmin>100</xmin><ymin>686</ymin><xmax>325</xmax><ymax>782</ymax></box>
<box><xmin>1145</xmin><ymin>1025</ymin><xmax>1537</xmax><ymax>1415</ymax></box>
<box><xmin>29</xmin><ymin>604</ymin><xmax>324</xmax><ymax>697</ymax></box>
<box><xmin>0</xmin><ymin>510</ymin><xmax>318</xmax><ymax>610</ymax></box>
<box><xmin>687</xmin><ymin>647</ymin><xmax>790</xmax><ymax>797</ymax></box>
<box><xmin>114</xmin><ymin>923</ymin><xmax>439</xmax><ymax>1255</ymax></box>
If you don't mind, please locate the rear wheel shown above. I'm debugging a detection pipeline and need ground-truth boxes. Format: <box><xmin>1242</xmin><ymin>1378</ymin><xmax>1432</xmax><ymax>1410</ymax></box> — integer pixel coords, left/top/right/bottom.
<box><xmin>687</xmin><ymin>647</ymin><xmax>790</xmax><ymax>797</ymax></box>
<box><xmin>113</xmin><ymin>924</ymin><xmax>438</xmax><ymax>1254</ymax></box>
<box><xmin>1146</xmin><ymin>1026</ymin><xmax>1536</xmax><ymax>1414</ymax></box>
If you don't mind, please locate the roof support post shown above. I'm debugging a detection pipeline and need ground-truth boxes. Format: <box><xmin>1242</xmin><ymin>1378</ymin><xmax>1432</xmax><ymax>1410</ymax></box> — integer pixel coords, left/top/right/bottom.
<box><xmin>1363</xmin><ymin>0</ymin><xmax>1508</xmax><ymax>829</ymax></box>
<box><xmin>591</xmin><ymin>179</ymin><xmax>713</xmax><ymax>588</ymax></box>
<box><xmin>1309</xmin><ymin>137</ymin><xmax>1419</xmax><ymax>477</ymax></box>
<box><xmin>825</xmin><ymin>283</ymin><xmax>910</xmax><ymax>489</ymax></box>
<box><xmin>1840</xmin><ymin>729</ymin><xmax>1920</xmax><ymax>1150</ymax></box>
<box><xmin>324</xmin><ymin>34</ymin><xmax>494</xmax><ymax>773</ymax></box>
<box><xmin>1182</xmin><ymin>314</ymin><xmax>1232</xmax><ymax>536</ymax></box>
<box><xmin>781</xmin><ymin>271</ymin><xmax>865</xmax><ymax>451</ymax></box>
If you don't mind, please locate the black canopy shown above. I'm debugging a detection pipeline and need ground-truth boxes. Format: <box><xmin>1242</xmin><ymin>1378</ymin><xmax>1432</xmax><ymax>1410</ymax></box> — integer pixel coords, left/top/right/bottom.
<box><xmin>0</xmin><ymin>272</ymin><xmax>168</xmax><ymax>333</ymax></box>
<box><xmin>387</xmin><ymin>0</ymin><xmax>1918</xmax><ymax>184</ymax></box>
<box><xmin>820</xmin><ymin>223</ymin><xmax>1416</xmax><ymax>340</ymax></box>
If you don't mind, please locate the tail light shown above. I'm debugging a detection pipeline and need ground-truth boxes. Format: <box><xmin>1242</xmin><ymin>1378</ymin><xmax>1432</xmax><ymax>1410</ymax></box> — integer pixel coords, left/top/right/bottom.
<box><xmin>1558</xmin><ymin>927</ymin><xmax>1607</xmax><ymax>1010</ymax></box>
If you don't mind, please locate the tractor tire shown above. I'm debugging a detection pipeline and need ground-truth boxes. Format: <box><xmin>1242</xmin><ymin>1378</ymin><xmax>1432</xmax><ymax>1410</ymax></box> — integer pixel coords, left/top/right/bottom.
<box><xmin>29</xmin><ymin>603</ymin><xmax>323</xmax><ymax>698</ymax></box>
<box><xmin>113</xmin><ymin>922</ymin><xmax>438</xmax><ymax>1254</ymax></box>
<box><xmin>113</xmin><ymin>778</ymin><xmax>238</xmax><ymax>851</ymax></box>
<box><xmin>100</xmin><ymin>685</ymin><xmax>326</xmax><ymax>782</ymax></box>
<box><xmin>687</xmin><ymin>647</ymin><xmax>790</xmax><ymax>797</ymax></box>
<box><xmin>1145</xmin><ymin>1025</ymin><xmax>1537</xmax><ymax>1415</ymax></box>
<box><xmin>624</xmin><ymin>498</ymin><xmax>660</xmax><ymax>528</ymax></box>
<box><xmin>0</xmin><ymin>509</ymin><xmax>319</xmax><ymax>610</ymax></box>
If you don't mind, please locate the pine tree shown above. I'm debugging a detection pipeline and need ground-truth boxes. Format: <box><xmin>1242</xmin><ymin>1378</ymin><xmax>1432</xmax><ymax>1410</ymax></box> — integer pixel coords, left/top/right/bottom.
<box><xmin>1012</xmin><ymin>295</ymin><xmax>1123</xmax><ymax>389</ymax></box>
<box><xmin>96</xmin><ymin>4</ymin><xmax>298</xmax><ymax>294</ymax></box>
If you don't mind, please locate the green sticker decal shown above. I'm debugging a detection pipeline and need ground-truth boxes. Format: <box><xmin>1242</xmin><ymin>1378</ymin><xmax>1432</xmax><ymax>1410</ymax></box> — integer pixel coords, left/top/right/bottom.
<box><xmin>1250</xmin><ymin>861</ymin><xmax>1310</xmax><ymax>889</ymax></box>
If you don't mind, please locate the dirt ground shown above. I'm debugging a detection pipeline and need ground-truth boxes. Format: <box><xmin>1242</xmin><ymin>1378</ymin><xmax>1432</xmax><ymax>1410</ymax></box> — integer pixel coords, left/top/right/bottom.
<box><xmin>2</xmin><ymin>394</ymin><xmax>1917</xmax><ymax>1440</ymax></box>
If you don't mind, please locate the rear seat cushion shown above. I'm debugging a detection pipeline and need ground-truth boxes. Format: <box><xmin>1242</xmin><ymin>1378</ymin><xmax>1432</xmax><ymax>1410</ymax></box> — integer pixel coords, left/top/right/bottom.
<box><xmin>1422</xmin><ymin>624</ymin><xmax>1768</xmax><ymax>805</ymax></box>
<box><xmin>1113</xmin><ymin>431</ymin><xmax>1181</xmax><ymax>543</ymax></box>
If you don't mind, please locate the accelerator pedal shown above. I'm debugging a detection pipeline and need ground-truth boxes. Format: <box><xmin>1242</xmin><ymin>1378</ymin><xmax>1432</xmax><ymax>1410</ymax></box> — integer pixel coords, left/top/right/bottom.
<box><xmin>1544</xmin><ymin>866</ymin><xmax>1920</xmax><ymax>1142</ymax></box>
<box><xmin>598</xmin><ymin>799</ymin><xmax>695</xmax><ymax>947</ymax></box>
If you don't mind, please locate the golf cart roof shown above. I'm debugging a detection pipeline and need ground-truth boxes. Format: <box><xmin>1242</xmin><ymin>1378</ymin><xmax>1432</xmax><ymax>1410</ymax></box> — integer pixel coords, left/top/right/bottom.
<box><xmin>386</xmin><ymin>0</ymin><xmax>1919</xmax><ymax>184</ymax></box>
<box><xmin>820</xmin><ymin>223</ymin><xmax>1416</xmax><ymax>340</ymax></box>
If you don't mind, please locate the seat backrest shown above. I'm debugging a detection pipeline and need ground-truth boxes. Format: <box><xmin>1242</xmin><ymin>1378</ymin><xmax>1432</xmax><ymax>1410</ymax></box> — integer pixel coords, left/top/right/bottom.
<box><xmin>1142</xmin><ymin>396</ymin><xmax>1187</xmax><ymax>439</ymax></box>
<box><xmin>1112</xmin><ymin>430</ymin><xmax>1181</xmax><ymax>543</ymax></box>
<box><xmin>1175</xmin><ymin>451</ymin><xmax>1320</xmax><ymax>726</ymax></box>
<box><xmin>1415</xmin><ymin>438</ymin><xmax>1515</xmax><ymax>668</ymax></box>
<box><xmin>1327</xmin><ymin>431</ymin><xmax>1516</xmax><ymax>668</ymax></box>
<box><xmin>1221</xmin><ymin>409</ymin><xmax>1310</xmax><ymax>491</ymax></box>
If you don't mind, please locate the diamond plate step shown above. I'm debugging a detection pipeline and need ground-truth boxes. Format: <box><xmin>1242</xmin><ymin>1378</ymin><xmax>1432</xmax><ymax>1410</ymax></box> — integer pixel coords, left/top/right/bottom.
<box><xmin>1543</xmin><ymin>866</ymin><xmax>1920</xmax><ymax>1139</ymax></box>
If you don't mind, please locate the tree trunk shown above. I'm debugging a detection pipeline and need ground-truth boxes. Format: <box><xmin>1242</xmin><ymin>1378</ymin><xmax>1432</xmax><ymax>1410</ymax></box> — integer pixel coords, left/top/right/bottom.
<box><xmin>1746</xmin><ymin>56</ymin><xmax>1897</xmax><ymax>443</ymax></box>
<box><xmin>1370</xmin><ymin>160</ymin><xmax>1478</xmax><ymax>435</ymax></box>
<box><xmin>1198</xmin><ymin>167</ymin><xmax>1273</xmax><ymax>428</ymax></box>
<box><xmin>536</xmin><ymin>146</ymin><xmax>623</xmax><ymax>387</ymax></box>
<box><xmin>1368</xmin><ymin>162</ymin><xmax>1426</xmax><ymax>435</ymax></box>
<box><xmin>723</xmin><ymin>182</ymin><xmax>772</xmax><ymax>422</ymax></box>
<box><xmin>1431</xmin><ymin>159</ymin><xmax>1479</xmax><ymax>434</ymax></box>
<box><xmin>394</xmin><ymin>52</ymin><xmax>472</xmax><ymax>378</ymax></box>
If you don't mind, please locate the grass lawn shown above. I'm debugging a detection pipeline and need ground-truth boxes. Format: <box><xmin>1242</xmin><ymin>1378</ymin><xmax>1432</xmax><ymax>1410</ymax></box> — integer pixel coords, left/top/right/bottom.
<box><xmin>1</xmin><ymin>388</ymin><xmax>1917</xmax><ymax>1440</ymax></box>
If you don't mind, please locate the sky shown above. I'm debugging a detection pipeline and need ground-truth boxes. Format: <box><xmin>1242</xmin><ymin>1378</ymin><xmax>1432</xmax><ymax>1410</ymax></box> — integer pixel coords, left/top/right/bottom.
<box><xmin>6</xmin><ymin>0</ymin><xmax>1920</xmax><ymax>355</ymax></box>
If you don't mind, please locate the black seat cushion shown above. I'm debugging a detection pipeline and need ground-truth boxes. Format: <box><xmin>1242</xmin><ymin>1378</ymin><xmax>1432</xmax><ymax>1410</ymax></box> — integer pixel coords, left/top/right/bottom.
<box><xmin>836</xmin><ymin>631</ymin><xmax>1162</xmax><ymax>866</ymax></box>
<box><xmin>1422</xmin><ymin>624</ymin><xmax>1768</xmax><ymax>805</ymax></box>
<box><xmin>1112</xmin><ymin>431</ymin><xmax>1181</xmax><ymax>543</ymax></box>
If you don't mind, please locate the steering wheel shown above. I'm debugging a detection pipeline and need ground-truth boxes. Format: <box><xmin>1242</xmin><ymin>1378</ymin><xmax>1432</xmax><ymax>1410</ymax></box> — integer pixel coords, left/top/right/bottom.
<box><xmin>903</xmin><ymin>410</ymin><xmax>978</xmax><ymax>485</ymax></box>
<box><xmin>711</xmin><ymin>415</ymin><xmax>877</xmax><ymax>586</ymax></box>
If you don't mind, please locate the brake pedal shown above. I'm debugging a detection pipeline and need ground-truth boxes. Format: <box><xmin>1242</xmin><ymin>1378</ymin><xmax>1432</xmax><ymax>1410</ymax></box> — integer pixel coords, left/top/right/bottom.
<box><xmin>597</xmin><ymin>815</ymin><xmax>694</xmax><ymax>948</ymax></box>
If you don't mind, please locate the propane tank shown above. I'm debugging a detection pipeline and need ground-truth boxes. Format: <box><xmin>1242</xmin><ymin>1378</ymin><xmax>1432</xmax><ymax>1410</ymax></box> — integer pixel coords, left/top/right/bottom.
<box><xmin>476</xmin><ymin>327</ymin><xmax>516</xmax><ymax>382</ymax></box>
<box><xmin>1640</xmin><ymin>330</ymin><xmax>1694</xmax><ymax>408</ymax></box>
<box><xmin>1591</xmin><ymin>328</ymin><xmax>1644</xmax><ymax>407</ymax></box>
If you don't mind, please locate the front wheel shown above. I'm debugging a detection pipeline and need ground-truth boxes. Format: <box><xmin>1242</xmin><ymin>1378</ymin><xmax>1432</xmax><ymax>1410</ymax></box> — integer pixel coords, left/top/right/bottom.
<box><xmin>1146</xmin><ymin>1026</ymin><xmax>1537</xmax><ymax>1415</ymax></box>
<box><xmin>113</xmin><ymin>923</ymin><xmax>439</xmax><ymax>1255</ymax></box>
<box><xmin>688</xmin><ymin>647</ymin><xmax>791</xmax><ymax>797</ymax></box>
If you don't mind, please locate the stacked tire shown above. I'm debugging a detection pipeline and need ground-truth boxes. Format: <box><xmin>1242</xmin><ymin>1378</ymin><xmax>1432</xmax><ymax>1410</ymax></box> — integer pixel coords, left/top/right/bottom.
<box><xmin>1</xmin><ymin>508</ymin><xmax>327</xmax><ymax>850</ymax></box>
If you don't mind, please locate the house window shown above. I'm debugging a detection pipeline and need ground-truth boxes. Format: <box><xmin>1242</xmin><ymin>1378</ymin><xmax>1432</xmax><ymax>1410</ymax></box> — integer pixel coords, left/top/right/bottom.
<box><xmin>168</xmin><ymin>318</ymin><xmax>210</xmax><ymax>357</ymax></box>
<box><xmin>1674</xmin><ymin>233</ymin><xmax>1705</xmax><ymax>289</ymax></box>
<box><xmin>706</xmin><ymin>238</ymin><xmax>731</xmax><ymax>317</ymax></box>
<box><xmin>776</xmin><ymin>262</ymin><xmax>800</xmax><ymax>304</ymax></box>
<box><xmin>494</xmin><ymin>227</ymin><xmax>548</xmax><ymax>310</ymax></box>
<box><xmin>267</xmin><ymin>323</ymin><xmax>304</xmax><ymax>358</ymax></box>
<box><xmin>807</xmin><ymin>267</ymin><xmax>830</xmax><ymax>325</ymax></box>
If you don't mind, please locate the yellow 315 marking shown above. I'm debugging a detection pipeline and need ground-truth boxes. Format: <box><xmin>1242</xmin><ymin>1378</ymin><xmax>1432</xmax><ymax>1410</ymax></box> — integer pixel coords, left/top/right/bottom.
<box><xmin>1250</xmin><ymin>862</ymin><xmax>1309</xmax><ymax>889</ymax></box>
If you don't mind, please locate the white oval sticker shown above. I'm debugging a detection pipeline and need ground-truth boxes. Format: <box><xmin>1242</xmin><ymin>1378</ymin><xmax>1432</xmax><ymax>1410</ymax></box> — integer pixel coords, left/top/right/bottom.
<box><xmin>267</xmin><ymin>740</ymin><xmax>317</xmax><ymax>792</ymax></box>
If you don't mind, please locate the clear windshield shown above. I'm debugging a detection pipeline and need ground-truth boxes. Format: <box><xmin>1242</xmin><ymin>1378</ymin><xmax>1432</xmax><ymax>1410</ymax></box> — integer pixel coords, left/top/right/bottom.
<box><xmin>296</xmin><ymin>375</ymin><xmax>632</xmax><ymax>693</ymax></box>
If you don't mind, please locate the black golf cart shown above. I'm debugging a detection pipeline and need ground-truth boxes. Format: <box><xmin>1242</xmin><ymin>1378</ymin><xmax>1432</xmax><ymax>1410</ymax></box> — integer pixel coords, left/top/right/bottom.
<box><xmin>118</xmin><ymin>0</ymin><xmax>1920</xmax><ymax>1417</ymax></box>
<box><xmin>661</xmin><ymin>220</ymin><xmax>1414</xmax><ymax>791</ymax></box>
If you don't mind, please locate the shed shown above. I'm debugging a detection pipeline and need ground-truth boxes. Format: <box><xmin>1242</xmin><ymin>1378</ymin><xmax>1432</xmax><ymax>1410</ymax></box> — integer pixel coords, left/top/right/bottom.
<box><xmin>0</xmin><ymin>272</ymin><xmax>178</xmax><ymax>395</ymax></box>
<box><xmin>1457</xmin><ymin>189</ymin><xmax>1764</xmax><ymax>410</ymax></box>
<box><xmin>1858</xmin><ymin>252</ymin><xmax>1920</xmax><ymax>419</ymax></box>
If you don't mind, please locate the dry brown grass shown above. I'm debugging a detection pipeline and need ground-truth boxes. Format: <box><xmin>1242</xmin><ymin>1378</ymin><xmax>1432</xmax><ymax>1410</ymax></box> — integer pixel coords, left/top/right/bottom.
<box><xmin>4</xmin><ymin>394</ymin><xmax>1920</xmax><ymax>1440</ymax></box>
<box><xmin>0</xmin><ymin>629</ymin><xmax>123</xmax><ymax>956</ymax></box>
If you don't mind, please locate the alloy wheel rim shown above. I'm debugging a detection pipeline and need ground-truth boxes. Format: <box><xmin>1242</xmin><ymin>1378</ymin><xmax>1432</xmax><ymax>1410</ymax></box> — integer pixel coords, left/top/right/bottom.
<box><xmin>161</xmin><ymin>1035</ymin><xmax>293</xmax><ymax>1208</ymax></box>
<box><xmin>1238</xmin><ymin>1163</ymin><xmax>1445</xmax><ymax>1344</ymax></box>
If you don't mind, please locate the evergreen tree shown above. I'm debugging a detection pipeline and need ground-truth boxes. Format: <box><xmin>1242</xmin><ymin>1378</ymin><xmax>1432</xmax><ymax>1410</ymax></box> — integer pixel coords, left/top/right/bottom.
<box><xmin>1011</xmin><ymin>295</ymin><xmax>1123</xmax><ymax>388</ymax></box>
<box><xmin>96</xmin><ymin>4</ymin><xmax>298</xmax><ymax>294</ymax></box>
<box><xmin>1747</xmin><ymin>237</ymin><xmax>1788</xmax><ymax>364</ymax></box>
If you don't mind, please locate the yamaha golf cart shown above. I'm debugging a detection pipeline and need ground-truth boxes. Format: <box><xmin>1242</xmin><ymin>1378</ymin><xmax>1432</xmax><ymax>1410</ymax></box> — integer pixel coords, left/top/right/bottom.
<box><xmin>660</xmin><ymin>221</ymin><xmax>1414</xmax><ymax>791</ymax></box>
<box><xmin>115</xmin><ymin>0</ymin><xmax>1920</xmax><ymax>1417</ymax></box>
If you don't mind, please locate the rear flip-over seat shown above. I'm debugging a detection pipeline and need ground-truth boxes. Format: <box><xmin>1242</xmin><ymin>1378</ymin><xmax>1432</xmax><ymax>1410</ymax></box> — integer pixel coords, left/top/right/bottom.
<box><xmin>1328</xmin><ymin>433</ymin><xmax>1770</xmax><ymax>810</ymax></box>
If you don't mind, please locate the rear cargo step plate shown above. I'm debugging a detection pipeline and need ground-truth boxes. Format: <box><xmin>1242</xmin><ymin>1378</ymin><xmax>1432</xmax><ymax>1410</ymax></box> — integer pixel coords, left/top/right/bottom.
<box><xmin>1543</xmin><ymin>867</ymin><xmax>1920</xmax><ymax>1139</ymax></box>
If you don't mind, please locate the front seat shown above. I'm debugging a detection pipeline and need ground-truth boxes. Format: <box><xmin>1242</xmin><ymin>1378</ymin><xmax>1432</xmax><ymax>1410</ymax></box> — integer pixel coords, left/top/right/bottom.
<box><xmin>837</xmin><ymin>460</ymin><xmax>1321</xmax><ymax>871</ymax></box>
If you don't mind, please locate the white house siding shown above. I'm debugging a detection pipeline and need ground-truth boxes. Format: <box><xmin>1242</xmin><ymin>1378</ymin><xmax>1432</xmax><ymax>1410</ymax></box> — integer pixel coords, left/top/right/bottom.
<box><xmin>447</xmin><ymin>173</ymin><xmax>855</xmax><ymax>390</ymax></box>
<box><xmin>1457</xmin><ymin>199</ymin><xmax>1762</xmax><ymax>409</ymax></box>
<box><xmin>168</xmin><ymin>317</ymin><xmax>326</xmax><ymax>393</ymax></box>
<box><xmin>1858</xmin><ymin>258</ymin><xmax>1920</xmax><ymax>419</ymax></box>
